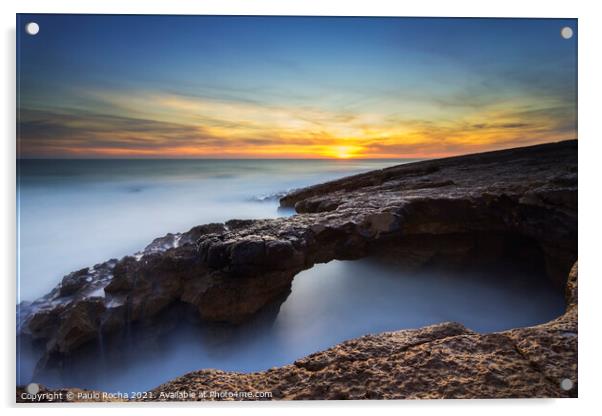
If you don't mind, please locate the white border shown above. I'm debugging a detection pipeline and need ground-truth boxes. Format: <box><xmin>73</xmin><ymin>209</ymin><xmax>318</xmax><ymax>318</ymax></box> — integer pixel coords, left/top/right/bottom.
<box><xmin>2</xmin><ymin>1</ymin><xmax>600</xmax><ymax>415</ymax></box>
<box><xmin>6</xmin><ymin>0</ymin><xmax>584</xmax><ymax>17</ymax></box>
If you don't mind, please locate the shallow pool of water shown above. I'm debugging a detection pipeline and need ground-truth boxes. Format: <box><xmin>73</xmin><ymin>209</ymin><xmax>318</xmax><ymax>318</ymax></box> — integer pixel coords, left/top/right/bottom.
<box><xmin>21</xmin><ymin>257</ymin><xmax>565</xmax><ymax>393</ymax></box>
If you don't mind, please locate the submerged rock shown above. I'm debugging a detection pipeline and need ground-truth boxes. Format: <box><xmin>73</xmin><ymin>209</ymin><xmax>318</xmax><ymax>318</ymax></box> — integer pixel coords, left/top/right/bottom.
<box><xmin>17</xmin><ymin>140</ymin><xmax>578</xmax><ymax>392</ymax></box>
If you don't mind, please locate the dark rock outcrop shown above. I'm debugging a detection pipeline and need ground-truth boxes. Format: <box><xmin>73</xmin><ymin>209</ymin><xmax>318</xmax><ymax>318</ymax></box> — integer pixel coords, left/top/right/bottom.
<box><xmin>17</xmin><ymin>140</ymin><xmax>577</xmax><ymax>384</ymax></box>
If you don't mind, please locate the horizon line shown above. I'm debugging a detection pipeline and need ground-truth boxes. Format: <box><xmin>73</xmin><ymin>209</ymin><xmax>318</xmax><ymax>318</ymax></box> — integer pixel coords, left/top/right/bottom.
<box><xmin>16</xmin><ymin>157</ymin><xmax>425</xmax><ymax>161</ymax></box>
<box><xmin>15</xmin><ymin>138</ymin><xmax>578</xmax><ymax>161</ymax></box>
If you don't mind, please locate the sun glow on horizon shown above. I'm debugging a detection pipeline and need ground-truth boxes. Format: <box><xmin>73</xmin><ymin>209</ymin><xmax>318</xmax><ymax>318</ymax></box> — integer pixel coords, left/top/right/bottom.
<box><xmin>324</xmin><ymin>145</ymin><xmax>362</xmax><ymax>159</ymax></box>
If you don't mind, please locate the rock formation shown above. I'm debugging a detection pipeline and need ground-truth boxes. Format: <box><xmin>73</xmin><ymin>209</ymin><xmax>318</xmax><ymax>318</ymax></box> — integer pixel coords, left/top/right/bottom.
<box><xmin>17</xmin><ymin>139</ymin><xmax>577</xmax><ymax>399</ymax></box>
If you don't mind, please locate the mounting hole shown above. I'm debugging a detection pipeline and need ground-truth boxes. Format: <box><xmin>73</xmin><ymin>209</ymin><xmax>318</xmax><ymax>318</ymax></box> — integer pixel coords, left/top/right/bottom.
<box><xmin>25</xmin><ymin>22</ymin><xmax>39</xmax><ymax>36</ymax></box>
<box><xmin>560</xmin><ymin>26</ymin><xmax>573</xmax><ymax>40</ymax></box>
<box><xmin>560</xmin><ymin>378</ymin><xmax>574</xmax><ymax>391</ymax></box>
<box><xmin>26</xmin><ymin>383</ymin><xmax>40</xmax><ymax>395</ymax></box>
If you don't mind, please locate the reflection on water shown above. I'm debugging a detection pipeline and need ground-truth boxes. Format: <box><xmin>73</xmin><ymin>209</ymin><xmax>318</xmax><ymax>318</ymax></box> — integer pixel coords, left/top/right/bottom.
<box><xmin>22</xmin><ymin>258</ymin><xmax>565</xmax><ymax>393</ymax></box>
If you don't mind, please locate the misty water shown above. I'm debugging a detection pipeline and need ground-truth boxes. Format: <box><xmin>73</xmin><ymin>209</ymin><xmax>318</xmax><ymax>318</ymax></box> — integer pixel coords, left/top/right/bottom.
<box><xmin>17</xmin><ymin>158</ymin><xmax>411</xmax><ymax>301</ymax></box>
<box><xmin>17</xmin><ymin>159</ymin><xmax>565</xmax><ymax>392</ymax></box>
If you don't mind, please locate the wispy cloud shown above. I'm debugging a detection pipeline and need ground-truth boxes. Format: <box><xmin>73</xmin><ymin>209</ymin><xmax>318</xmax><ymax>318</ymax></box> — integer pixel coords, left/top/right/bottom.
<box><xmin>18</xmin><ymin>87</ymin><xmax>576</xmax><ymax>158</ymax></box>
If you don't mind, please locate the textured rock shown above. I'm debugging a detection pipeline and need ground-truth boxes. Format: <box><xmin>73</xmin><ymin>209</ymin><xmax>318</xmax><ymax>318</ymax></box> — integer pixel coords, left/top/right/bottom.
<box><xmin>17</xmin><ymin>140</ymin><xmax>577</xmax><ymax>378</ymax></box>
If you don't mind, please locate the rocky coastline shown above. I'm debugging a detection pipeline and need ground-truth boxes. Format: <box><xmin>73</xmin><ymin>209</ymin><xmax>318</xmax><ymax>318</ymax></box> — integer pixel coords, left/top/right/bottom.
<box><xmin>17</xmin><ymin>139</ymin><xmax>578</xmax><ymax>401</ymax></box>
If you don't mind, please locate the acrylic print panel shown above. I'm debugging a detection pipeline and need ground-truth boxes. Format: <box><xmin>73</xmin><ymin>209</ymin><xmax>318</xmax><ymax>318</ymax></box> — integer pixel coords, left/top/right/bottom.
<box><xmin>16</xmin><ymin>14</ymin><xmax>577</xmax><ymax>402</ymax></box>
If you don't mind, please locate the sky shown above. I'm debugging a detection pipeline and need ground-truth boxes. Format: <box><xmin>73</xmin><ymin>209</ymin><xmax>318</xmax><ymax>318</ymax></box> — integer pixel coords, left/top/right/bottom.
<box><xmin>17</xmin><ymin>15</ymin><xmax>577</xmax><ymax>159</ymax></box>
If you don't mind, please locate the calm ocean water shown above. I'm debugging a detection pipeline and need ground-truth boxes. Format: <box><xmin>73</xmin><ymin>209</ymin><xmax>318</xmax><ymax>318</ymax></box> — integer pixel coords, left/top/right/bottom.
<box><xmin>17</xmin><ymin>158</ymin><xmax>412</xmax><ymax>301</ymax></box>
<box><xmin>16</xmin><ymin>159</ymin><xmax>565</xmax><ymax>392</ymax></box>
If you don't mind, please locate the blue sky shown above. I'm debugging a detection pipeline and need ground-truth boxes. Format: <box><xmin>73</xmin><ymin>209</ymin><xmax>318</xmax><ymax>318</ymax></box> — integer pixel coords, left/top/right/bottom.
<box><xmin>17</xmin><ymin>15</ymin><xmax>577</xmax><ymax>158</ymax></box>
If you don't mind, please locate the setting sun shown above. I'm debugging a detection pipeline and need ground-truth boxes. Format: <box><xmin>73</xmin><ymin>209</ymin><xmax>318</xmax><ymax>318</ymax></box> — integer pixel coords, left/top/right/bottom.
<box><xmin>335</xmin><ymin>146</ymin><xmax>353</xmax><ymax>159</ymax></box>
<box><xmin>325</xmin><ymin>145</ymin><xmax>363</xmax><ymax>159</ymax></box>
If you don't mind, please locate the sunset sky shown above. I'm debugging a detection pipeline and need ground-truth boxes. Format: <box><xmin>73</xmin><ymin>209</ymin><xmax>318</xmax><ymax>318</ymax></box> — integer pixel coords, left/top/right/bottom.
<box><xmin>17</xmin><ymin>15</ymin><xmax>577</xmax><ymax>159</ymax></box>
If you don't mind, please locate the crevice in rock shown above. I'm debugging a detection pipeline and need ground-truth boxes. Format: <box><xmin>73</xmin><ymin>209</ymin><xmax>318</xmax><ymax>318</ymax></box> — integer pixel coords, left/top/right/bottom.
<box><xmin>506</xmin><ymin>333</ymin><xmax>566</xmax><ymax>394</ymax></box>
